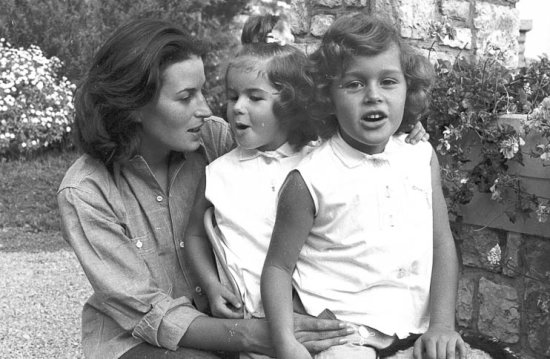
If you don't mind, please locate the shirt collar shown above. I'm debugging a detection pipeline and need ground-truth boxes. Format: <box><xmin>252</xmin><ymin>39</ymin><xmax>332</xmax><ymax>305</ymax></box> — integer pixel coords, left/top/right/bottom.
<box><xmin>237</xmin><ymin>142</ymin><xmax>296</xmax><ymax>161</ymax></box>
<box><xmin>331</xmin><ymin>131</ymin><xmax>395</xmax><ymax>168</ymax></box>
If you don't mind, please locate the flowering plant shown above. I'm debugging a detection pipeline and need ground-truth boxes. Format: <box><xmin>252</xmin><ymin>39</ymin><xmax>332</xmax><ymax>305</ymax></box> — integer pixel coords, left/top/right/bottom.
<box><xmin>0</xmin><ymin>39</ymin><xmax>75</xmax><ymax>158</ymax></box>
<box><xmin>427</xmin><ymin>52</ymin><xmax>550</xmax><ymax>224</ymax></box>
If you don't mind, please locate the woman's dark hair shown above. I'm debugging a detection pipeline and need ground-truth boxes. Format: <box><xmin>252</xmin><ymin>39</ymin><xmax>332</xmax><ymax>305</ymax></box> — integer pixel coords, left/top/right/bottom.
<box><xmin>309</xmin><ymin>13</ymin><xmax>435</xmax><ymax>139</ymax></box>
<box><xmin>73</xmin><ymin>18</ymin><xmax>208</xmax><ymax>165</ymax></box>
<box><xmin>226</xmin><ymin>15</ymin><xmax>317</xmax><ymax>150</ymax></box>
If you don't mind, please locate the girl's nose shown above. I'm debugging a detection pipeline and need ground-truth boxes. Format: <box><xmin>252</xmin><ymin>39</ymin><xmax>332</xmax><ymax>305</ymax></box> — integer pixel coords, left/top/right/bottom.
<box><xmin>232</xmin><ymin>97</ymin><xmax>246</xmax><ymax>115</ymax></box>
<box><xmin>363</xmin><ymin>84</ymin><xmax>382</xmax><ymax>103</ymax></box>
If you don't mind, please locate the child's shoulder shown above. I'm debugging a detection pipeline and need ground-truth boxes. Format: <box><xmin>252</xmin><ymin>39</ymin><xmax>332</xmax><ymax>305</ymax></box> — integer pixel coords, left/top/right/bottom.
<box><xmin>206</xmin><ymin>147</ymin><xmax>241</xmax><ymax>171</ymax></box>
<box><xmin>391</xmin><ymin>134</ymin><xmax>433</xmax><ymax>162</ymax></box>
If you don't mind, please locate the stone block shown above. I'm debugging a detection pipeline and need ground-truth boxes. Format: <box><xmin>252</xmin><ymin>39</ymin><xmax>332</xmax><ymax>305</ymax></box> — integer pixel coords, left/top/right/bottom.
<box><xmin>478</xmin><ymin>277</ymin><xmax>520</xmax><ymax>343</ymax></box>
<box><xmin>441</xmin><ymin>27</ymin><xmax>472</xmax><ymax>50</ymax></box>
<box><xmin>396</xmin><ymin>0</ymin><xmax>438</xmax><ymax>40</ymax></box>
<box><xmin>459</xmin><ymin>226</ymin><xmax>501</xmax><ymax>272</ymax></box>
<box><xmin>525</xmin><ymin>279</ymin><xmax>550</xmax><ymax>356</ymax></box>
<box><xmin>313</xmin><ymin>0</ymin><xmax>342</xmax><ymax>8</ymax></box>
<box><xmin>289</xmin><ymin>0</ymin><xmax>310</xmax><ymax>35</ymax></box>
<box><xmin>310</xmin><ymin>14</ymin><xmax>335</xmax><ymax>37</ymax></box>
<box><xmin>457</xmin><ymin>276</ymin><xmax>475</xmax><ymax>327</ymax></box>
<box><xmin>344</xmin><ymin>0</ymin><xmax>368</xmax><ymax>7</ymax></box>
<box><xmin>473</xmin><ymin>2</ymin><xmax>519</xmax><ymax>67</ymax></box>
<box><xmin>524</xmin><ymin>236</ymin><xmax>550</xmax><ymax>282</ymax></box>
<box><xmin>502</xmin><ymin>232</ymin><xmax>521</xmax><ymax>277</ymax></box>
<box><xmin>441</xmin><ymin>0</ymin><xmax>470</xmax><ymax>21</ymax></box>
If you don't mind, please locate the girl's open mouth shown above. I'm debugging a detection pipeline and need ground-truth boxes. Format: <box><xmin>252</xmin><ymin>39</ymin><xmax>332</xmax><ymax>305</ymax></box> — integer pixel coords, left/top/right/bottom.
<box><xmin>361</xmin><ymin>111</ymin><xmax>386</xmax><ymax>122</ymax></box>
<box><xmin>235</xmin><ymin>123</ymin><xmax>250</xmax><ymax>130</ymax></box>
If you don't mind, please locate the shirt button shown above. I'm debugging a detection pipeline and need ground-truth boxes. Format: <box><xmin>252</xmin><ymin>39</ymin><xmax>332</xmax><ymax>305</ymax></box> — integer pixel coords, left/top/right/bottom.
<box><xmin>179</xmin><ymin>241</ymin><xmax>185</xmax><ymax>248</ymax></box>
<box><xmin>136</xmin><ymin>240</ymin><xmax>143</xmax><ymax>249</ymax></box>
<box><xmin>156</xmin><ymin>195</ymin><xmax>163</xmax><ymax>202</ymax></box>
<box><xmin>195</xmin><ymin>286</ymin><xmax>202</xmax><ymax>294</ymax></box>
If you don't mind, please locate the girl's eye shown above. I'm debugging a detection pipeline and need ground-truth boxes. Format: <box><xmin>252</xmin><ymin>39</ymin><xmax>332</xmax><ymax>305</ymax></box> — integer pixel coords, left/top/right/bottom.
<box><xmin>249</xmin><ymin>95</ymin><xmax>264</xmax><ymax>102</ymax></box>
<box><xmin>226</xmin><ymin>94</ymin><xmax>238</xmax><ymax>102</ymax></box>
<box><xmin>342</xmin><ymin>80</ymin><xmax>365</xmax><ymax>93</ymax></box>
<box><xmin>381</xmin><ymin>78</ymin><xmax>399</xmax><ymax>86</ymax></box>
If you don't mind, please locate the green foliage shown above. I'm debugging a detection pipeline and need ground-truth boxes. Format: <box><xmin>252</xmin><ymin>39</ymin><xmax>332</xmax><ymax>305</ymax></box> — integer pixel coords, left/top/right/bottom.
<box><xmin>427</xmin><ymin>52</ymin><xmax>550</xmax><ymax>224</ymax></box>
<box><xmin>0</xmin><ymin>40</ymin><xmax>75</xmax><ymax>158</ymax></box>
<box><xmin>0</xmin><ymin>0</ymin><xmax>249</xmax><ymax>117</ymax></box>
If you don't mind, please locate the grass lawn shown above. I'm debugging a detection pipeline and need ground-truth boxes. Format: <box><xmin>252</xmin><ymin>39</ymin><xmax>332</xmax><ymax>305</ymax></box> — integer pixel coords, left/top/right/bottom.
<box><xmin>0</xmin><ymin>151</ymin><xmax>91</xmax><ymax>358</ymax></box>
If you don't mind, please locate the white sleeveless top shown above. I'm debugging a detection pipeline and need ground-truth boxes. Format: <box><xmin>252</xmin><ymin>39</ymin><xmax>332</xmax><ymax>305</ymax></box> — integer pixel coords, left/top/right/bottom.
<box><xmin>206</xmin><ymin>143</ymin><xmax>314</xmax><ymax>317</ymax></box>
<box><xmin>294</xmin><ymin>132</ymin><xmax>434</xmax><ymax>338</ymax></box>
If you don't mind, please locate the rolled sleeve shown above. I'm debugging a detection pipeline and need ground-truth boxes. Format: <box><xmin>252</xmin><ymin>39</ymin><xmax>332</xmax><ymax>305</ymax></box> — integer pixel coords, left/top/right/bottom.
<box><xmin>139</xmin><ymin>296</ymin><xmax>206</xmax><ymax>350</ymax></box>
<box><xmin>58</xmin><ymin>184</ymin><xmax>200</xmax><ymax>351</ymax></box>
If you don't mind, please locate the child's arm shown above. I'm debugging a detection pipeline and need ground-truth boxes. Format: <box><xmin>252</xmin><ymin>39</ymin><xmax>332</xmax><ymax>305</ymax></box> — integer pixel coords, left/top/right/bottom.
<box><xmin>413</xmin><ymin>150</ymin><xmax>467</xmax><ymax>359</ymax></box>
<box><xmin>184</xmin><ymin>175</ymin><xmax>243</xmax><ymax>319</ymax></box>
<box><xmin>261</xmin><ymin>171</ymin><xmax>316</xmax><ymax>359</ymax></box>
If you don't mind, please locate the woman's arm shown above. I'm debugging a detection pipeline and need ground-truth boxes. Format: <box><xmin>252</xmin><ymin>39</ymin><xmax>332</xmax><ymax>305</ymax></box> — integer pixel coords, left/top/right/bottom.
<box><xmin>184</xmin><ymin>175</ymin><xmax>243</xmax><ymax>318</ymax></box>
<box><xmin>413</xmin><ymin>150</ymin><xmax>466</xmax><ymax>359</ymax></box>
<box><xmin>180</xmin><ymin>312</ymin><xmax>351</xmax><ymax>356</ymax></box>
<box><xmin>261</xmin><ymin>171</ymin><xmax>317</xmax><ymax>359</ymax></box>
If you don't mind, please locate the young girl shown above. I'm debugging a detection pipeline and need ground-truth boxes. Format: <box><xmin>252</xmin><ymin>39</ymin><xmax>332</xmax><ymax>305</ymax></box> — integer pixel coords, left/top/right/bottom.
<box><xmin>261</xmin><ymin>14</ymin><xmax>466</xmax><ymax>359</ymax></box>
<box><xmin>185</xmin><ymin>14</ymin><xmax>429</xmax><ymax>358</ymax></box>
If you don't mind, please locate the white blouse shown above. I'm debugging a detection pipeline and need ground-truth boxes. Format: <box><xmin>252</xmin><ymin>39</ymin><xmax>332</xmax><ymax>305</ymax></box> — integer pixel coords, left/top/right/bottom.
<box><xmin>294</xmin><ymin>132</ymin><xmax>434</xmax><ymax>338</ymax></box>
<box><xmin>205</xmin><ymin>143</ymin><xmax>313</xmax><ymax>317</ymax></box>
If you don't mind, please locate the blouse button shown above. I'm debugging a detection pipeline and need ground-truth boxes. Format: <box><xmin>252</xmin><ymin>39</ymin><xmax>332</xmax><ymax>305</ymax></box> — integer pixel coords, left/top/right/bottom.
<box><xmin>156</xmin><ymin>195</ymin><xmax>163</xmax><ymax>202</ymax></box>
<box><xmin>136</xmin><ymin>240</ymin><xmax>143</xmax><ymax>249</ymax></box>
<box><xmin>179</xmin><ymin>241</ymin><xmax>185</xmax><ymax>248</ymax></box>
<box><xmin>195</xmin><ymin>286</ymin><xmax>202</xmax><ymax>294</ymax></box>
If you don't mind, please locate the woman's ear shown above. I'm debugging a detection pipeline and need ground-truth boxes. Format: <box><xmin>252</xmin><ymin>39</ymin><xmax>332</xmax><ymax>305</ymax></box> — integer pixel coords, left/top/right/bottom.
<box><xmin>132</xmin><ymin>110</ymin><xmax>144</xmax><ymax>123</ymax></box>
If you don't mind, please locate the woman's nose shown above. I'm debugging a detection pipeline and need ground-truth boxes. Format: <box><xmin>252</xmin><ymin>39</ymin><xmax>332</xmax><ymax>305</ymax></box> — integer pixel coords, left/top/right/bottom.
<box><xmin>195</xmin><ymin>92</ymin><xmax>212</xmax><ymax>118</ymax></box>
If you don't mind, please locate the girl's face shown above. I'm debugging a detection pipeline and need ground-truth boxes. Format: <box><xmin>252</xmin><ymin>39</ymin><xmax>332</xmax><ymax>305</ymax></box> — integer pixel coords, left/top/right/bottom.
<box><xmin>226</xmin><ymin>67</ymin><xmax>287</xmax><ymax>151</ymax></box>
<box><xmin>137</xmin><ymin>56</ymin><xmax>212</xmax><ymax>162</ymax></box>
<box><xmin>329</xmin><ymin>44</ymin><xmax>407</xmax><ymax>154</ymax></box>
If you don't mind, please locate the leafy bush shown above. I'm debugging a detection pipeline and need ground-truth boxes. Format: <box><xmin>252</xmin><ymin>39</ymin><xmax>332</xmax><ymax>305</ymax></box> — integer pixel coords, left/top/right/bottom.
<box><xmin>427</xmin><ymin>52</ymin><xmax>550</xmax><ymax>224</ymax></box>
<box><xmin>0</xmin><ymin>39</ymin><xmax>75</xmax><ymax>158</ymax></box>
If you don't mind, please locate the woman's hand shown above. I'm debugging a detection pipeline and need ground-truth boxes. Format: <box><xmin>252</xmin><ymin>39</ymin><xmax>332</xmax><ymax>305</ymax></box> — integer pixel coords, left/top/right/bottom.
<box><xmin>413</xmin><ymin>325</ymin><xmax>466</xmax><ymax>359</ymax></box>
<box><xmin>405</xmin><ymin>121</ymin><xmax>429</xmax><ymax>144</ymax></box>
<box><xmin>293</xmin><ymin>313</ymin><xmax>353</xmax><ymax>354</ymax></box>
<box><xmin>205</xmin><ymin>283</ymin><xmax>243</xmax><ymax>319</ymax></box>
<box><xmin>278</xmin><ymin>339</ymin><xmax>313</xmax><ymax>359</ymax></box>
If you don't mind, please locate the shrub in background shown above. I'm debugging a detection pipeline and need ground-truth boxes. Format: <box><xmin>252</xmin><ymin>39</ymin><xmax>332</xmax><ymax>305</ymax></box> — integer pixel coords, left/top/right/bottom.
<box><xmin>426</xmin><ymin>52</ymin><xmax>550</xmax><ymax>224</ymax></box>
<box><xmin>0</xmin><ymin>39</ymin><xmax>75</xmax><ymax>158</ymax></box>
<box><xmin>0</xmin><ymin>0</ymin><xmax>249</xmax><ymax>118</ymax></box>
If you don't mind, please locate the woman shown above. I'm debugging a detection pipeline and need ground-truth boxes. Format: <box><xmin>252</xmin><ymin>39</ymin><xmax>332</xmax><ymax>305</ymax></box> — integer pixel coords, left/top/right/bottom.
<box><xmin>57</xmin><ymin>19</ymin><xmax>350</xmax><ymax>359</ymax></box>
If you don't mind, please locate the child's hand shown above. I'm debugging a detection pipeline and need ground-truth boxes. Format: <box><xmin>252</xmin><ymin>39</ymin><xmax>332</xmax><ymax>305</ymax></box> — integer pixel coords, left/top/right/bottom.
<box><xmin>413</xmin><ymin>325</ymin><xmax>466</xmax><ymax>359</ymax></box>
<box><xmin>278</xmin><ymin>339</ymin><xmax>313</xmax><ymax>359</ymax></box>
<box><xmin>205</xmin><ymin>283</ymin><xmax>243</xmax><ymax>319</ymax></box>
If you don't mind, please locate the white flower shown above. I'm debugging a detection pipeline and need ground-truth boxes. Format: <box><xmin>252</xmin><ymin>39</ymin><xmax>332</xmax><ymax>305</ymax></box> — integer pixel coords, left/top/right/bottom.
<box><xmin>487</xmin><ymin>244</ymin><xmax>501</xmax><ymax>266</ymax></box>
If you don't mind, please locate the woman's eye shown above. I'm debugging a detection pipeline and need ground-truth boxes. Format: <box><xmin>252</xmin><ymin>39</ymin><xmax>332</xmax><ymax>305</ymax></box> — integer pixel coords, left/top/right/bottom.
<box><xmin>342</xmin><ymin>81</ymin><xmax>365</xmax><ymax>92</ymax></box>
<box><xmin>249</xmin><ymin>95</ymin><xmax>264</xmax><ymax>102</ymax></box>
<box><xmin>226</xmin><ymin>94</ymin><xmax>238</xmax><ymax>102</ymax></box>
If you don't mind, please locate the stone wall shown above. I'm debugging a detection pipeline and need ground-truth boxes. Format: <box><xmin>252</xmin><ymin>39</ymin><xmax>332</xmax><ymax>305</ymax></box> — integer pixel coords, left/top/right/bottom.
<box><xmin>286</xmin><ymin>1</ymin><xmax>549</xmax><ymax>358</ymax></box>
<box><xmin>288</xmin><ymin>0</ymin><xmax>520</xmax><ymax>66</ymax></box>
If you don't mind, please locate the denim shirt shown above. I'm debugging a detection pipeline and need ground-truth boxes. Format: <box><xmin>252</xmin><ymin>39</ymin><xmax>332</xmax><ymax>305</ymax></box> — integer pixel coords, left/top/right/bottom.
<box><xmin>57</xmin><ymin>117</ymin><xmax>233</xmax><ymax>359</ymax></box>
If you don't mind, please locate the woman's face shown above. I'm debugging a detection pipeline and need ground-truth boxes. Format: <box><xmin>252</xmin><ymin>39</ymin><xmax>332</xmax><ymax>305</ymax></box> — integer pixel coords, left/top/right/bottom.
<box><xmin>137</xmin><ymin>56</ymin><xmax>212</xmax><ymax>161</ymax></box>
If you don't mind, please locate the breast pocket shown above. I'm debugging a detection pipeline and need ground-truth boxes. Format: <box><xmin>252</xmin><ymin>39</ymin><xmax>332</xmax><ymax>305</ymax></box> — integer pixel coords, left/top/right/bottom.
<box><xmin>128</xmin><ymin>233</ymin><xmax>173</xmax><ymax>293</ymax></box>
